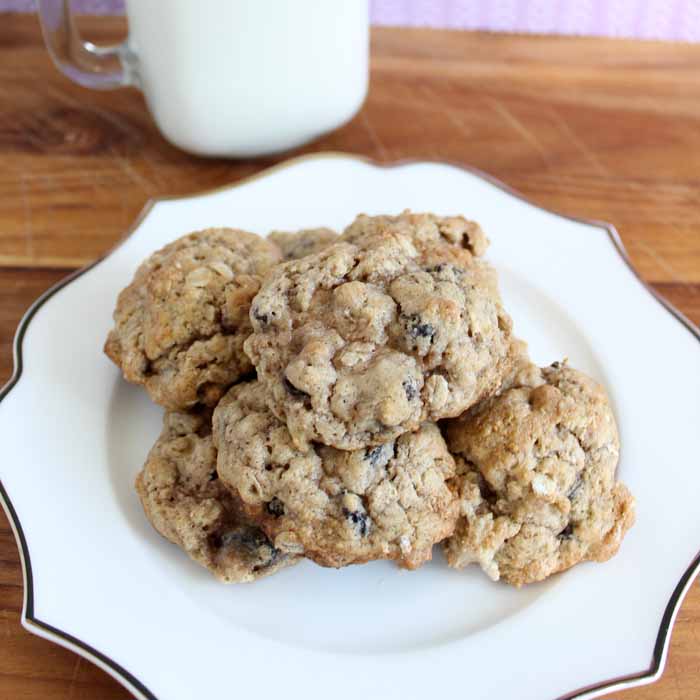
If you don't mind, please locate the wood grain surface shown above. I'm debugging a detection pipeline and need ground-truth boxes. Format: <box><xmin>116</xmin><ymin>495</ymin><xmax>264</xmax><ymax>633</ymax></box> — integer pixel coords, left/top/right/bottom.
<box><xmin>1</xmin><ymin>13</ymin><xmax>699</xmax><ymax>700</ymax></box>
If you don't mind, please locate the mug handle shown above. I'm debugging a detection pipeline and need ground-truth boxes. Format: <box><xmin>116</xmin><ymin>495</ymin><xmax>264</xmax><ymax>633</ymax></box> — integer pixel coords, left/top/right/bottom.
<box><xmin>36</xmin><ymin>0</ymin><xmax>138</xmax><ymax>90</ymax></box>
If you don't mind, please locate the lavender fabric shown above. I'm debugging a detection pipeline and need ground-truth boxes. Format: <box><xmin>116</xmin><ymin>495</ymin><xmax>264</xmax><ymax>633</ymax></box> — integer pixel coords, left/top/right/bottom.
<box><xmin>4</xmin><ymin>0</ymin><xmax>699</xmax><ymax>42</ymax></box>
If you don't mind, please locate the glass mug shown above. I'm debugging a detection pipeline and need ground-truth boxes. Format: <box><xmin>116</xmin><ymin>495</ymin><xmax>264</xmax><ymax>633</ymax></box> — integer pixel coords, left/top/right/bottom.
<box><xmin>37</xmin><ymin>0</ymin><xmax>369</xmax><ymax>157</ymax></box>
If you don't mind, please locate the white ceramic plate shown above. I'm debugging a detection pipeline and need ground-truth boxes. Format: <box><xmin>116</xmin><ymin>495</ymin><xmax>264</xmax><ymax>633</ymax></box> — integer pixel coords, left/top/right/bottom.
<box><xmin>1</xmin><ymin>154</ymin><xmax>699</xmax><ymax>700</ymax></box>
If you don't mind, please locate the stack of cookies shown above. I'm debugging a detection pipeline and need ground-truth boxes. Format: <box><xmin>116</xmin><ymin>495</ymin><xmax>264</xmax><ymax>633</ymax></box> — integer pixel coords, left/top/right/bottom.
<box><xmin>105</xmin><ymin>212</ymin><xmax>634</xmax><ymax>587</ymax></box>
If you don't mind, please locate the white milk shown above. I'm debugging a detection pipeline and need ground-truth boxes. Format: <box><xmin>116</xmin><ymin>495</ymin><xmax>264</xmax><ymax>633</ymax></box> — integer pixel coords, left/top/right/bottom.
<box><xmin>125</xmin><ymin>0</ymin><xmax>369</xmax><ymax>156</ymax></box>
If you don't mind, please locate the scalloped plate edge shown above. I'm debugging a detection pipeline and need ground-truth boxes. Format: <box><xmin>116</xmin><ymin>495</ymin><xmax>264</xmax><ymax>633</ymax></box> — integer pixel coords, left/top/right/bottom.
<box><xmin>0</xmin><ymin>152</ymin><xmax>698</xmax><ymax>700</ymax></box>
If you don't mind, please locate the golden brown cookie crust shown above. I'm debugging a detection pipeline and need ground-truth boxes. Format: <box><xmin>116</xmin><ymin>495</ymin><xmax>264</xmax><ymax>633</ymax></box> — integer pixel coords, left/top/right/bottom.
<box><xmin>135</xmin><ymin>407</ymin><xmax>298</xmax><ymax>583</ymax></box>
<box><xmin>340</xmin><ymin>211</ymin><xmax>489</xmax><ymax>257</ymax></box>
<box><xmin>213</xmin><ymin>381</ymin><xmax>459</xmax><ymax>569</ymax></box>
<box><xmin>444</xmin><ymin>362</ymin><xmax>635</xmax><ymax>586</ymax></box>
<box><xmin>268</xmin><ymin>227</ymin><xmax>338</xmax><ymax>261</ymax></box>
<box><xmin>244</xmin><ymin>226</ymin><xmax>513</xmax><ymax>450</ymax></box>
<box><xmin>105</xmin><ymin>227</ymin><xmax>281</xmax><ymax>410</ymax></box>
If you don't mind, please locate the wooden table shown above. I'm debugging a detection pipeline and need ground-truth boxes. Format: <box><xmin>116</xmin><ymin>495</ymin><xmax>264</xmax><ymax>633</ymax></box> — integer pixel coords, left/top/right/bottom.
<box><xmin>1</xmin><ymin>13</ymin><xmax>699</xmax><ymax>700</ymax></box>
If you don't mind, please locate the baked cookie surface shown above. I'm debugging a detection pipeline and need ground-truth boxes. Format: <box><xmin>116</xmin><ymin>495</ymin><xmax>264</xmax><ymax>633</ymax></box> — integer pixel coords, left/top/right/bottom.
<box><xmin>268</xmin><ymin>227</ymin><xmax>338</xmax><ymax>261</ymax></box>
<box><xmin>213</xmin><ymin>381</ymin><xmax>459</xmax><ymax>569</ymax></box>
<box><xmin>244</xmin><ymin>227</ymin><xmax>513</xmax><ymax>449</ymax></box>
<box><xmin>105</xmin><ymin>227</ymin><xmax>281</xmax><ymax>410</ymax></box>
<box><xmin>444</xmin><ymin>362</ymin><xmax>635</xmax><ymax>586</ymax></box>
<box><xmin>340</xmin><ymin>211</ymin><xmax>489</xmax><ymax>257</ymax></box>
<box><xmin>136</xmin><ymin>407</ymin><xmax>297</xmax><ymax>583</ymax></box>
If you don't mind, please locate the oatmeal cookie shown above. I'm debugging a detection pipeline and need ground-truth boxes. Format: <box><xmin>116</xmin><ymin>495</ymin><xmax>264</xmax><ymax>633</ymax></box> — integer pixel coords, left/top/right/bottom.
<box><xmin>105</xmin><ymin>228</ymin><xmax>281</xmax><ymax>410</ymax></box>
<box><xmin>444</xmin><ymin>362</ymin><xmax>635</xmax><ymax>586</ymax></box>
<box><xmin>135</xmin><ymin>407</ymin><xmax>297</xmax><ymax>582</ymax></box>
<box><xmin>244</xmin><ymin>229</ymin><xmax>513</xmax><ymax>449</ymax></box>
<box><xmin>269</xmin><ymin>227</ymin><xmax>338</xmax><ymax>260</ymax></box>
<box><xmin>213</xmin><ymin>381</ymin><xmax>459</xmax><ymax>569</ymax></box>
<box><xmin>340</xmin><ymin>210</ymin><xmax>489</xmax><ymax>256</ymax></box>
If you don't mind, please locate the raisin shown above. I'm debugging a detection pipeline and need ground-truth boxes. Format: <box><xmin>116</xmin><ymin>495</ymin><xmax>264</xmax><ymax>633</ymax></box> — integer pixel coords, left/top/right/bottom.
<box><xmin>217</xmin><ymin>526</ymin><xmax>268</xmax><ymax>553</ymax></box>
<box><xmin>343</xmin><ymin>508</ymin><xmax>369</xmax><ymax>536</ymax></box>
<box><xmin>266</xmin><ymin>497</ymin><xmax>285</xmax><ymax>517</ymax></box>
<box><xmin>217</xmin><ymin>527</ymin><xmax>280</xmax><ymax>569</ymax></box>
<box><xmin>558</xmin><ymin>523</ymin><xmax>574</xmax><ymax>540</ymax></box>
<box><xmin>251</xmin><ymin>305</ymin><xmax>269</xmax><ymax>326</ymax></box>
<box><xmin>413</xmin><ymin>322</ymin><xmax>435</xmax><ymax>338</ymax></box>
<box><xmin>406</xmin><ymin>313</ymin><xmax>435</xmax><ymax>339</ymax></box>
<box><xmin>365</xmin><ymin>445</ymin><xmax>385</xmax><ymax>466</ymax></box>
<box><xmin>403</xmin><ymin>378</ymin><xmax>418</xmax><ymax>401</ymax></box>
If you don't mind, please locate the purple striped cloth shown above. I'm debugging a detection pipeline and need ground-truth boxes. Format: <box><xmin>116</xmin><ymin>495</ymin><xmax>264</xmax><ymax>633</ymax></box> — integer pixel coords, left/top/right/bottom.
<box><xmin>4</xmin><ymin>0</ymin><xmax>700</xmax><ymax>42</ymax></box>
